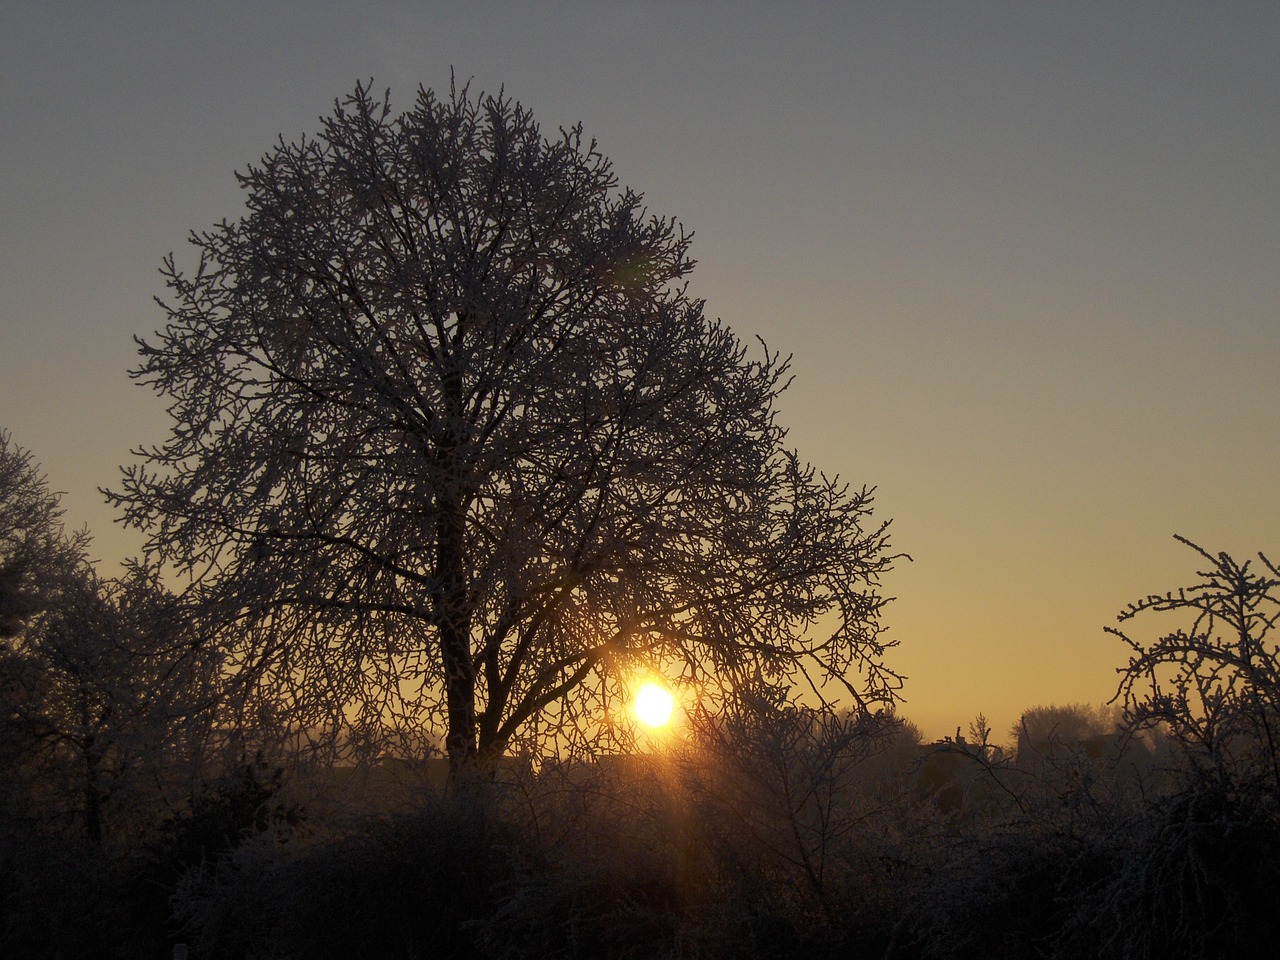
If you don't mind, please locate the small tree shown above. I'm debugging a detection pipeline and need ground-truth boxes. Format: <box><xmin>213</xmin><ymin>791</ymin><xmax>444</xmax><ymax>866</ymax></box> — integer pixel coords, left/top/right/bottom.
<box><xmin>0</xmin><ymin>431</ymin><xmax>214</xmax><ymax>847</ymax></box>
<box><xmin>2</xmin><ymin>556</ymin><xmax>216</xmax><ymax>848</ymax></box>
<box><xmin>109</xmin><ymin>82</ymin><xmax>899</xmax><ymax>773</ymax></box>
<box><xmin>1110</xmin><ymin>535</ymin><xmax>1280</xmax><ymax>796</ymax></box>
<box><xmin>682</xmin><ymin>688</ymin><xmax>896</xmax><ymax>914</ymax></box>
<box><xmin>1094</xmin><ymin>537</ymin><xmax>1280</xmax><ymax>960</ymax></box>
<box><xmin>0</xmin><ymin>429</ymin><xmax>96</xmax><ymax>833</ymax></box>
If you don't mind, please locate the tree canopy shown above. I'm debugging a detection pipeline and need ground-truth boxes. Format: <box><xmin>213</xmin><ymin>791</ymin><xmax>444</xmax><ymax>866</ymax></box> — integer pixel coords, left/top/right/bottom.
<box><xmin>1</xmin><ymin>430</ymin><xmax>88</xmax><ymax>638</ymax></box>
<box><xmin>110</xmin><ymin>82</ymin><xmax>899</xmax><ymax>770</ymax></box>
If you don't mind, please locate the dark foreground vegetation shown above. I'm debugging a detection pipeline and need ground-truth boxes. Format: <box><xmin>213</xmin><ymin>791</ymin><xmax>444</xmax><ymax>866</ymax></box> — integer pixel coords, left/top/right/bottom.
<box><xmin>4</xmin><ymin>677</ymin><xmax>1280</xmax><ymax>959</ymax></box>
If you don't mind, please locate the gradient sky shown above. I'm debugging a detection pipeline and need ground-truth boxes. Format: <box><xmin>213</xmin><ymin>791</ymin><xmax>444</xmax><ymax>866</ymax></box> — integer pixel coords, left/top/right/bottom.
<box><xmin>3</xmin><ymin>1</ymin><xmax>1278</xmax><ymax>742</ymax></box>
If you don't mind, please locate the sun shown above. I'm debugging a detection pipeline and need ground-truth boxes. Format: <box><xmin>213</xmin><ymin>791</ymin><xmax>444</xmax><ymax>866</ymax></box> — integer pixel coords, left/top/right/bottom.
<box><xmin>633</xmin><ymin>681</ymin><xmax>675</xmax><ymax>728</ymax></box>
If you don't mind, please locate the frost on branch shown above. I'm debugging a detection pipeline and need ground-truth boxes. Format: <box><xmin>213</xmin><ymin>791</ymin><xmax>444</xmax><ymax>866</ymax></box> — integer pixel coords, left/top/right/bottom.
<box><xmin>109</xmin><ymin>82</ymin><xmax>900</xmax><ymax>772</ymax></box>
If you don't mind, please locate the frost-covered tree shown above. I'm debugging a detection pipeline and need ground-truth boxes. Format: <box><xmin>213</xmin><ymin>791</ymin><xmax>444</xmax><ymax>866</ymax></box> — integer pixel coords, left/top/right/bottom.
<box><xmin>1111</xmin><ymin>535</ymin><xmax>1280</xmax><ymax>795</ymax></box>
<box><xmin>0</xmin><ymin>433</ymin><xmax>209</xmax><ymax>846</ymax></box>
<box><xmin>0</xmin><ymin>430</ymin><xmax>88</xmax><ymax>638</ymax></box>
<box><xmin>110</xmin><ymin>82</ymin><xmax>899</xmax><ymax>773</ymax></box>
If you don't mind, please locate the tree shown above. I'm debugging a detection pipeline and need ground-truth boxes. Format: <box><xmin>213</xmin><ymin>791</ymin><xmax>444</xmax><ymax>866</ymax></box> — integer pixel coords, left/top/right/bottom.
<box><xmin>1095</xmin><ymin>537</ymin><xmax>1280</xmax><ymax>960</ymax></box>
<box><xmin>0</xmin><ymin>432</ymin><xmax>119</xmax><ymax>844</ymax></box>
<box><xmin>0</xmin><ymin>431</ymin><xmax>216</xmax><ymax>847</ymax></box>
<box><xmin>681</xmin><ymin>688</ymin><xmax>898</xmax><ymax>914</ymax></box>
<box><xmin>4</xmin><ymin>555</ymin><xmax>229</xmax><ymax>849</ymax></box>
<box><xmin>1110</xmin><ymin>535</ymin><xmax>1280</xmax><ymax>796</ymax></box>
<box><xmin>0</xmin><ymin>430</ymin><xmax>88</xmax><ymax>638</ymax></box>
<box><xmin>1011</xmin><ymin>702</ymin><xmax>1121</xmax><ymax>762</ymax></box>
<box><xmin>4</xmin><ymin>566</ymin><xmax>138</xmax><ymax>847</ymax></box>
<box><xmin>109</xmin><ymin>82</ymin><xmax>899</xmax><ymax>773</ymax></box>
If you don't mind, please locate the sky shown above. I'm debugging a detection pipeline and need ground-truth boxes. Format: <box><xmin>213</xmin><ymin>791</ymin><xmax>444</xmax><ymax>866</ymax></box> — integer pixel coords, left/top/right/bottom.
<box><xmin>3</xmin><ymin>1</ymin><xmax>1278</xmax><ymax>743</ymax></box>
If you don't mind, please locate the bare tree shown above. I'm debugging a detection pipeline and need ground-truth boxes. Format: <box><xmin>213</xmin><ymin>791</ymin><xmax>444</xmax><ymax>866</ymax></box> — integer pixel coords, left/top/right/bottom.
<box><xmin>0</xmin><ymin>430</ymin><xmax>89</xmax><ymax>638</ymax></box>
<box><xmin>1110</xmin><ymin>535</ymin><xmax>1280</xmax><ymax>796</ymax></box>
<box><xmin>1086</xmin><ymin>540</ymin><xmax>1280</xmax><ymax>959</ymax></box>
<box><xmin>0</xmin><ymin>435</ymin><xmax>203</xmax><ymax>845</ymax></box>
<box><xmin>681</xmin><ymin>688</ymin><xmax>897</xmax><ymax>914</ymax></box>
<box><xmin>109</xmin><ymin>82</ymin><xmax>899</xmax><ymax>773</ymax></box>
<box><xmin>8</xmin><ymin>561</ymin><xmax>230</xmax><ymax>846</ymax></box>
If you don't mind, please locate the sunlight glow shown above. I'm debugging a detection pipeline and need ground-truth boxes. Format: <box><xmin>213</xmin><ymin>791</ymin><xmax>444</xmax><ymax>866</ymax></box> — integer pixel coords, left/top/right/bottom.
<box><xmin>633</xmin><ymin>681</ymin><xmax>675</xmax><ymax>728</ymax></box>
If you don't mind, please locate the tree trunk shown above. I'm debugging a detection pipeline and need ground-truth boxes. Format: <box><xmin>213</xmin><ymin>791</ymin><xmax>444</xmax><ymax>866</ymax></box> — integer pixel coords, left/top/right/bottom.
<box><xmin>436</xmin><ymin>498</ymin><xmax>477</xmax><ymax>776</ymax></box>
<box><xmin>82</xmin><ymin>735</ymin><xmax>104</xmax><ymax>848</ymax></box>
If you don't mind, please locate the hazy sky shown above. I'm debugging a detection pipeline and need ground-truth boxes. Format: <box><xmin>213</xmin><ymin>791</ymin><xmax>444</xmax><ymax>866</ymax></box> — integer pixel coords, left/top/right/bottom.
<box><xmin>3</xmin><ymin>1</ymin><xmax>1277</xmax><ymax>741</ymax></box>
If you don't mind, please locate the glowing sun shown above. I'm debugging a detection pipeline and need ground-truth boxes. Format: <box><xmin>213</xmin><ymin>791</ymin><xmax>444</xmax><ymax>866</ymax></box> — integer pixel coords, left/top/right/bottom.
<box><xmin>633</xmin><ymin>682</ymin><xmax>675</xmax><ymax>728</ymax></box>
